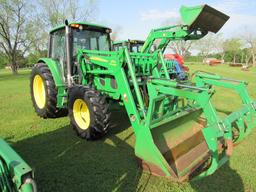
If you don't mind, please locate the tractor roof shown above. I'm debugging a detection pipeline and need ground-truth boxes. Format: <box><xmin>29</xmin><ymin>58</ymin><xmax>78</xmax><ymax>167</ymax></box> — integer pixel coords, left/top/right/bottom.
<box><xmin>50</xmin><ymin>21</ymin><xmax>111</xmax><ymax>33</ymax></box>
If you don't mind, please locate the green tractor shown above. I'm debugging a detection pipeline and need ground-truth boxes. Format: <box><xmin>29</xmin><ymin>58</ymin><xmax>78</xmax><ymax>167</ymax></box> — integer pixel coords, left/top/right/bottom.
<box><xmin>113</xmin><ymin>39</ymin><xmax>144</xmax><ymax>53</ymax></box>
<box><xmin>30</xmin><ymin>5</ymin><xmax>256</xmax><ymax>181</ymax></box>
<box><xmin>30</xmin><ymin>21</ymin><xmax>112</xmax><ymax>139</ymax></box>
<box><xmin>0</xmin><ymin>139</ymin><xmax>36</xmax><ymax>192</ymax></box>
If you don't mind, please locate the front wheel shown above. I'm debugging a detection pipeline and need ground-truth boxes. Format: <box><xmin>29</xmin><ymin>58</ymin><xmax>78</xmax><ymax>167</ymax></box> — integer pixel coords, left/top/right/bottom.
<box><xmin>68</xmin><ymin>86</ymin><xmax>111</xmax><ymax>140</ymax></box>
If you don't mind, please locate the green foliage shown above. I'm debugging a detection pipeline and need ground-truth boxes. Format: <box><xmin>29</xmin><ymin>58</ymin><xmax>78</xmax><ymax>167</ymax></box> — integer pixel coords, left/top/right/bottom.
<box><xmin>27</xmin><ymin>51</ymin><xmax>47</xmax><ymax>65</ymax></box>
<box><xmin>223</xmin><ymin>38</ymin><xmax>242</xmax><ymax>63</ymax></box>
<box><xmin>16</xmin><ymin>50</ymin><xmax>27</xmax><ymax>68</ymax></box>
<box><xmin>223</xmin><ymin>38</ymin><xmax>241</xmax><ymax>52</ymax></box>
<box><xmin>185</xmin><ymin>55</ymin><xmax>203</xmax><ymax>62</ymax></box>
<box><xmin>0</xmin><ymin>50</ymin><xmax>47</xmax><ymax>70</ymax></box>
<box><xmin>192</xmin><ymin>46</ymin><xmax>251</xmax><ymax>64</ymax></box>
<box><xmin>0</xmin><ymin>52</ymin><xmax>8</xmax><ymax>69</ymax></box>
<box><xmin>208</xmin><ymin>53</ymin><xmax>222</xmax><ymax>59</ymax></box>
<box><xmin>223</xmin><ymin>48</ymin><xmax>251</xmax><ymax>63</ymax></box>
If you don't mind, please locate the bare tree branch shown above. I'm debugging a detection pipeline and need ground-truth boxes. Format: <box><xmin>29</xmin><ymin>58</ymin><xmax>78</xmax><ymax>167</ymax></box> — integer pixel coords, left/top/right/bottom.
<box><xmin>0</xmin><ymin>0</ymin><xmax>28</xmax><ymax>74</ymax></box>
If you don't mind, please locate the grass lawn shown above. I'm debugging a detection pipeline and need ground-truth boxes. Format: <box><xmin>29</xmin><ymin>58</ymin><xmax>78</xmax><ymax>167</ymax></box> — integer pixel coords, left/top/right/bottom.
<box><xmin>0</xmin><ymin>65</ymin><xmax>256</xmax><ymax>192</ymax></box>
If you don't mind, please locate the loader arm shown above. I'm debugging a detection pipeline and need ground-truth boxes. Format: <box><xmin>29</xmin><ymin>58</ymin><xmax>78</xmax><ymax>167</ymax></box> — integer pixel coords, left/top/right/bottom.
<box><xmin>0</xmin><ymin>139</ymin><xmax>36</xmax><ymax>192</ymax></box>
<box><xmin>141</xmin><ymin>4</ymin><xmax>229</xmax><ymax>54</ymax></box>
<box><xmin>140</xmin><ymin>25</ymin><xmax>206</xmax><ymax>54</ymax></box>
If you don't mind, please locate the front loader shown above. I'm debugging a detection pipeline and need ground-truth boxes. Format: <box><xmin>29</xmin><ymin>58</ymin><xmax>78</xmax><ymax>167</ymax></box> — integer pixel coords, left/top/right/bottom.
<box><xmin>113</xmin><ymin>4</ymin><xmax>256</xmax><ymax>145</ymax></box>
<box><xmin>0</xmin><ymin>139</ymin><xmax>36</xmax><ymax>192</ymax></box>
<box><xmin>30</xmin><ymin>5</ymin><xmax>256</xmax><ymax>181</ymax></box>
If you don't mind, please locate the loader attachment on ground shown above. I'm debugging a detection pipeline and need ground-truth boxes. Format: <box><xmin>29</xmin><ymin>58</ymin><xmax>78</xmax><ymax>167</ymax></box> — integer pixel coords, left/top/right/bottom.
<box><xmin>180</xmin><ymin>4</ymin><xmax>230</xmax><ymax>33</ymax></box>
<box><xmin>132</xmin><ymin>77</ymin><xmax>239</xmax><ymax>181</ymax></box>
<box><xmin>139</xmin><ymin>108</ymin><xmax>209</xmax><ymax>180</ymax></box>
<box><xmin>193</xmin><ymin>71</ymin><xmax>256</xmax><ymax>143</ymax></box>
<box><xmin>0</xmin><ymin>139</ymin><xmax>36</xmax><ymax>192</ymax></box>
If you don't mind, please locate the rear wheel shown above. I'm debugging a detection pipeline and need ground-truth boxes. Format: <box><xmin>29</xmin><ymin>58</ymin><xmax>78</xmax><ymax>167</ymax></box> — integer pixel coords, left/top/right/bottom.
<box><xmin>30</xmin><ymin>63</ymin><xmax>67</xmax><ymax>118</ymax></box>
<box><xmin>68</xmin><ymin>86</ymin><xmax>111</xmax><ymax>140</ymax></box>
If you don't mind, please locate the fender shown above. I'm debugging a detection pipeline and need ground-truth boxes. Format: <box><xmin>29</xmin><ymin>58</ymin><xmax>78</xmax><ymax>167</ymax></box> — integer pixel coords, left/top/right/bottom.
<box><xmin>37</xmin><ymin>58</ymin><xmax>67</xmax><ymax>108</ymax></box>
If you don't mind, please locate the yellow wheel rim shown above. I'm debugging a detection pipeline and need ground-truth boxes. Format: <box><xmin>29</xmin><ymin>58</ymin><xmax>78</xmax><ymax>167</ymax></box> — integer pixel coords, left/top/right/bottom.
<box><xmin>73</xmin><ymin>99</ymin><xmax>90</xmax><ymax>130</ymax></box>
<box><xmin>33</xmin><ymin>75</ymin><xmax>46</xmax><ymax>109</ymax></box>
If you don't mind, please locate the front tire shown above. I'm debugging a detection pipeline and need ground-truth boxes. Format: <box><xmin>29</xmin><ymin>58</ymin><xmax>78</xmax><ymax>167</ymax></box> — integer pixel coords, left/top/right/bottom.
<box><xmin>30</xmin><ymin>63</ymin><xmax>67</xmax><ymax>118</ymax></box>
<box><xmin>68</xmin><ymin>86</ymin><xmax>111</xmax><ymax>140</ymax></box>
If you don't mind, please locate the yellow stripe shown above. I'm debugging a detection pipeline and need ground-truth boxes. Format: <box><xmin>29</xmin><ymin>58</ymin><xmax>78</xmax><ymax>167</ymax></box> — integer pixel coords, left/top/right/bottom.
<box><xmin>90</xmin><ymin>57</ymin><xmax>108</xmax><ymax>63</ymax></box>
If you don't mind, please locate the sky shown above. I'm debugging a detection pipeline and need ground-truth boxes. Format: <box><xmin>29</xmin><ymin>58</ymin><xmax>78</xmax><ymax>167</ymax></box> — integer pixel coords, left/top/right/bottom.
<box><xmin>93</xmin><ymin>0</ymin><xmax>256</xmax><ymax>40</ymax></box>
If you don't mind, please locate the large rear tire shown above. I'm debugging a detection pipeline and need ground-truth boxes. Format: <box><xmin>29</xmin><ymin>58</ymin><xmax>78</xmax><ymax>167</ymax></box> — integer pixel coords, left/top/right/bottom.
<box><xmin>68</xmin><ymin>86</ymin><xmax>111</xmax><ymax>140</ymax></box>
<box><xmin>30</xmin><ymin>63</ymin><xmax>67</xmax><ymax>118</ymax></box>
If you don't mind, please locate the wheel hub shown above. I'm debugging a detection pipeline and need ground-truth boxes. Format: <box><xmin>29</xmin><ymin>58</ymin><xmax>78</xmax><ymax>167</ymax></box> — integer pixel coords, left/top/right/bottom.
<box><xmin>73</xmin><ymin>99</ymin><xmax>90</xmax><ymax>130</ymax></box>
<box><xmin>33</xmin><ymin>75</ymin><xmax>46</xmax><ymax>109</ymax></box>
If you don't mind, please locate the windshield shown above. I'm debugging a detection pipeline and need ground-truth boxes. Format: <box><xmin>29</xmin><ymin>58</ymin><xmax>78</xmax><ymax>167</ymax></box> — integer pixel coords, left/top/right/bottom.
<box><xmin>113</xmin><ymin>44</ymin><xmax>122</xmax><ymax>51</ymax></box>
<box><xmin>131</xmin><ymin>43</ymin><xmax>144</xmax><ymax>53</ymax></box>
<box><xmin>72</xmin><ymin>28</ymin><xmax>110</xmax><ymax>56</ymax></box>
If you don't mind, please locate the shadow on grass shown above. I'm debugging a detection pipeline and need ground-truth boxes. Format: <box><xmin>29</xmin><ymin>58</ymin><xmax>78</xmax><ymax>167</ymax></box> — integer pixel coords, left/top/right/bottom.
<box><xmin>13</xmin><ymin>110</ymin><xmax>143</xmax><ymax>192</ymax></box>
<box><xmin>12</xmin><ymin>108</ymin><xmax>245</xmax><ymax>192</ymax></box>
<box><xmin>190</xmin><ymin>161</ymin><xmax>244</xmax><ymax>192</ymax></box>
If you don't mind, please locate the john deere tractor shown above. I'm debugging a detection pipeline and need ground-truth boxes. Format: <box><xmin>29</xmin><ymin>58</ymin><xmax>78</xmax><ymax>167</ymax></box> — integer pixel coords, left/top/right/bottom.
<box><xmin>30</xmin><ymin>5</ymin><xmax>256</xmax><ymax>181</ymax></box>
<box><xmin>113</xmin><ymin>40</ymin><xmax>144</xmax><ymax>53</ymax></box>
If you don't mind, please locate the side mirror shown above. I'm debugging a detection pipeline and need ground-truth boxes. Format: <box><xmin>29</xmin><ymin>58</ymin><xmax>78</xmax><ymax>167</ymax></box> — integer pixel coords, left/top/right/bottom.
<box><xmin>65</xmin><ymin>19</ymin><xmax>69</xmax><ymax>26</ymax></box>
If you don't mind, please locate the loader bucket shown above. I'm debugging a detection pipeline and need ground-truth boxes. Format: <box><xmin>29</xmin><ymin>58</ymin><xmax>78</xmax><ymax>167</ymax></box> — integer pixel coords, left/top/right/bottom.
<box><xmin>133</xmin><ymin>78</ymin><xmax>240</xmax><ymax>181</ymax></box>
<box><xmin>0</xmin><ymin>139</ymin><xmax>36</xmax><ymax>192</ymax></box>
<box><xmin>135</xmin><ymin>109</ymin><xmax>213</xmax><ymax>181</ymax></box>
<box><xmin>180</xmin><ymin>4</ymin><xmax>230</xmax><ymax>33</ymax></box>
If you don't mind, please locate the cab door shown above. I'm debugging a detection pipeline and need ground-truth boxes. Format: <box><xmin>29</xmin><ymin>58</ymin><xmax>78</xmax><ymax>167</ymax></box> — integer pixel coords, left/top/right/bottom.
<box><xmin>49</xmin><ymin>29</ymin><xmax>66</xmax><ymax>82</ymax></box>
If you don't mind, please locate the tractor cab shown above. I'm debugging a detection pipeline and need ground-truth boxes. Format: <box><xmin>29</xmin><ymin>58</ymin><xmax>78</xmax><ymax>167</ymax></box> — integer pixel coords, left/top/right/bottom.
<box><xmin>48</xmin><ymin>22</ymin><xmax>112</xmax><ymax>81</ymax></box>
<box><xmin>113</xmin><ymin>40</ymin><xmax>144</xmax><ymax>53</ymax></box>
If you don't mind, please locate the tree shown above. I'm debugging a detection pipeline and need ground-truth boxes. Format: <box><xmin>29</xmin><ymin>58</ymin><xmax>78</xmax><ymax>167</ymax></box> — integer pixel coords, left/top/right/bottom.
<box><xmin>242</xmin><ymin>31</ymin><xmax>256</xmax><ymax>67</ymax></box>
<box><xmin>168</xmin><ymin>40</ymin><xmax>192</xmax><ymax>57</ymax></box>
<box><xmin>223</xmin><ymin>38</ymin><xmax>242</xmax><ymax>64</ymax></box>
<box><xmin>27</xmin><ymin>0</ymin><xmax>98</xmax><ymax>62</ymax></box>
<box><xmin>195</xmin><ymin>33</ymin><xmax>224</xmax><ymax>59</ymax></box>
<box><xmin>0</xmin><ymin>51</ymin><xmax>8</xmax><ymax>68</ymax></box>
<box><xmin>36</xmin><ymin>0</ymin><xmax>97</xmax><ymax>28</ymax></box>
<box><xmin>240</xmin><ymin>48</ymin><xmax>251</xmax><ymax>67</ymax></box>
<box><xmin>25</xmin><ymin>16</ymin><xmax>49</xmax><ymax>53</ymax></box>
<box><xmin>0</xmin><ymin>0</ymin><xmax>28</xmax><ymax>74</ymax></box>
<box><xmin>15</xmin><ymin>49</ymin><xmax>27</xmax><ymax>68</ymax></box>
<box><xmin>27</xmin><ymin>50</ymin><xmax>47</xmax><ymax>65</ymax></box>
